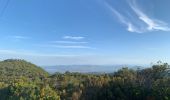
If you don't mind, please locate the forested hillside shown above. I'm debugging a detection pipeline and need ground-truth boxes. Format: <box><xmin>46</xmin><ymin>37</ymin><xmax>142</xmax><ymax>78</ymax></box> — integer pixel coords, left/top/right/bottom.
<box><xmin>0</xmin><ymin>59</ymin><xmax>59</xmax><ymax>100</ymax></box>
<box><xmin>0</xmin><ymin>59</ymin><xmax>48</xmax><ymax>82</ymax></box>
<box><xmin>0</xmin><ymin>59</ymin><xmax>170</xmax><ymax>100</ymax></box>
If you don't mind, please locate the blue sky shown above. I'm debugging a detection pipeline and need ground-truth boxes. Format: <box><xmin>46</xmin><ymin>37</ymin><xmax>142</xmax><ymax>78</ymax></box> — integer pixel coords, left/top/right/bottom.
<box><xmin>0</xmin><ymin>0</ymin><xmax>170</xmax><ymax>65</ymax></box>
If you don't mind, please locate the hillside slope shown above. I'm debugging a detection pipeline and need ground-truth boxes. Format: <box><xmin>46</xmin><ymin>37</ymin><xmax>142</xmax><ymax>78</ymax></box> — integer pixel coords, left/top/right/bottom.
<box><xmin>0</xmin><ymin>59</ymin><xmax>49</xmax><ymax>82</ymax></box>
<box><xmin>0</xmin><ymin>59</ymin><xmax>60</xmax><ymax>100</ymax></box>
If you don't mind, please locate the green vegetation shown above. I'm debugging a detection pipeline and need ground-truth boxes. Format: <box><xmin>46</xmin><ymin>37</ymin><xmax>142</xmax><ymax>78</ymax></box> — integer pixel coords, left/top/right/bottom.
<box><xmin>0</xmin><ymin>59</ymin><xmax>59</xmax><ymax>100</ymax></box>
<box><xmin>0</xmin><ymin>59</ymin><xmax>170</xmax><ymax>100</ymax></box>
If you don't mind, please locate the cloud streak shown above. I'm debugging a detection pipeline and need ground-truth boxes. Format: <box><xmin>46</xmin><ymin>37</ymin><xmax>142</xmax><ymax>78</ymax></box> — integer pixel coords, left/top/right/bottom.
<box><xmin>50</xmin><ymin>41</ymin><xmax>88</xmax><ymax>44</ymax></box>
<box><xmin>9</xmin><ymin>35</ymin><xmax>30</xmax><ymax>40</ymax></box>
<box><xmin>39</xmin><ymin>44</ymin><xmax>94</xmax><ymax>49</ymax></box>
<box><xmin>0</xmin><ymin>49</ymin><xmax>78</xmax><ymax>57</ymax></box>
<box><xmin>50</xmin><ymin>45</ymin><xmax>93</xmax><ymax>49</ymax></box>
<box><xmin>38</xmin><ymin>36</ymin><xmax>93</xmax><ymax>49</ymax></box>
<box><xmin>0</xmin><ymin>49</ymin><xmax>154</xmax><ymax>66</ymax></box>
<box><xmin>105</xmin><ymin>3</ymin><xmax>142</xmax><ymax>33</ymax></box>
<box><xmin>105</xmin><ymin>0</ymin><xmax>170</xmax><ymax>33</ymax></box>
<box><xmin>63</xmin><ymin>36</ymin><xmax>84</xmax><ymax>40</ymax></box>
<box><xmin>129</xmin><ymin>0</ymin><xmax>170</xmax><ymax>32</ymax></box>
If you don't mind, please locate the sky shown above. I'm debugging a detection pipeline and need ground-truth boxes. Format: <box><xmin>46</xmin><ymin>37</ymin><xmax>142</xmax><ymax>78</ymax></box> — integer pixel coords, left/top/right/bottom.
<box><xmin>0</xmin><ymin>0</ymin><xmax>170</xmax><ymax>66</ymax></box>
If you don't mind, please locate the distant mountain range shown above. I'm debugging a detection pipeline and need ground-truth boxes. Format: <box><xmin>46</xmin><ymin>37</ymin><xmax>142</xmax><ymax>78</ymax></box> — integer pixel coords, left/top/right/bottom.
<box><xmin>41</xmin><ymin>65</ymin><xmax>146</xmax><ymax>74</ymax></box>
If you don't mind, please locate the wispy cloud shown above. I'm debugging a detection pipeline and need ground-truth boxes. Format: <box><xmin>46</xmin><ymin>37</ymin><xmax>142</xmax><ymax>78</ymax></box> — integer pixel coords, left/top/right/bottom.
<box><xmin>0</xmin><ymin>49</ymin><xmax>154</xmax><ymax>66</ymax></box>
<box><xmin>9</xmin><ymin>35</ymin><xmax>30</xmax><ymax>40</ymax></box>
<box><xmin>0</xmin><ymin>49</ymin><xmax>78</xmax><ymax>57</ymax></box>
<box><xmin>104</xmin><ymin>0</ymin><xmax>170</xmax><ymax>33</ymax></box>
<box><xmin>36</xmin><ymin>36</ymin><xmax>93</xmax><ymax>49</ymax></box>
<box><xmin>38</xmin><ymin>44</ymin><xmax>94</xmax><ymax>49</ymax></box>
<box><xmin>50</xmin><ymin>41</ymin><xmax>88</xmax><ymax>44</ymax></box>
<box><xmin>105</xmin><ymin>3</ymin><xmax>142</xmax><ymax>33</ymax></box>
<box><xmin>0</xmin><ymin>49</ymin><xmax>17</xmax><ymax>54</ymax></box>
<box><xmin>128</xmin><ymin>0</ymin><xmax>170</xmax><ymax>32</ymax></box>
<box><xmin>63</xmin><ymin>36</ymin><xmax>84</xmax><ymax>40</ymax></box>
<box><xmin>51</xmin><ymin>45</ymin><xmax>93</xmax><ymax>49</ymax></box>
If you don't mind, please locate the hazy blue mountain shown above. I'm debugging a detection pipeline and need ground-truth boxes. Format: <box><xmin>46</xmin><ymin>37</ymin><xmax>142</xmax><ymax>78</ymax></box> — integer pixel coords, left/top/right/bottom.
<box><xmin>41</xmin><ymin>65</ymin><xmax>146</xmax><ymax>74</ymax></box>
